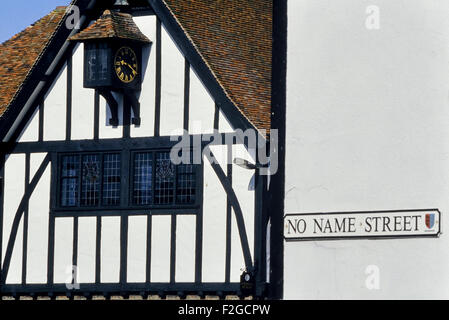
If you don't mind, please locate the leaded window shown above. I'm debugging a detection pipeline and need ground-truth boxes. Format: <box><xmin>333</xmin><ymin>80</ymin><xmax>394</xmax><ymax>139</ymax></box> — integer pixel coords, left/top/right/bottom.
<box><xmin>177</xmin><ymin>162</ymin><xmax>197</xmax><ymax>204</ymax></box>
<box><xmin>58</xmin><ymin>149</ymin><xmax>199</xmax><ymax>210</ymax></box>
<box><xmin>81</xmin><ymin>154</ymin><xmax>100</xmax><ymax>206</ymax></box>
<box><xmin>60</xmin><ymin>153</ymin><xmax>121</xmax><ymax>208</ymax></box>
<box><xmin>61</xmin><ymin>155</ymin><xmax>80</xmax><ymax>207</ymax></box>
<box><xmin>85</xmin><ymin>42</ymin><xmax>111</xmax><ymax>83</ymax></box>
<box><xmin>103</xmin><ymin>153</ymin><xmax>121</xmax><ymax>206</ymax></box>
<box><xmin>132</xmin><ymin>151</ymin><xmax>197</xmax><ymax>206</ymax></box>
<box><xmin>133</xmin><ymin>152</ymin><xmax>153</xmax><ymax>205</ymax></box>
<box><xmin>154</xmin><ymin>152</ymin><xmax>175</xmax><ymax>205</ymax></box>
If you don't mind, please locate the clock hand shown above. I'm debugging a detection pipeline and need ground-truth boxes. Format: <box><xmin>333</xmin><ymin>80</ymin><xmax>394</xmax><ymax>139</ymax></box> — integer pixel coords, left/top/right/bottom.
<box><xmin>120</xmin><ymin>60</ymin><xmax>137</xmax><ymax>74</ymax></box>
<box><xmin>125</xmin><ymin>62</ymin><xmax>137</xmax><ymax>74</ymax></box>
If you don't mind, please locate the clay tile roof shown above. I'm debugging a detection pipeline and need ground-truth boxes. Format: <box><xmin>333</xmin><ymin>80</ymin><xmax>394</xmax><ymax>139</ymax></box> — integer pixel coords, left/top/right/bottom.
<box><xmin>0</xmin><ymin>6</ymin><xmax>68</xmax><ymax>118</ymax></box>
<box><xmin>0</xmin><ymin>2</ymin><xmax>272</xmax><ymax>134</ymax></box>
<box><xmin>162</xmin><ymin>0</ymin><xmax>273</xmax><ymax>133</ymax></box>
<box><xmin>69</xmin><ymin>10</ymin><xmax>151</xmax><ymax>43</ymax></box>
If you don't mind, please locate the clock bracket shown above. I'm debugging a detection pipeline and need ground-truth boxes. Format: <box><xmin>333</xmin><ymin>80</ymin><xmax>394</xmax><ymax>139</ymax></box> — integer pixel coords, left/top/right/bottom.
<box><xmin>98</xmin><ymin>89</ymin><xmax>141</xmax><ymax>127</ymax></box>
<box><xmin>124</xmin><ymin>90</ymin><xmax>141</xmax><ymax>126</ymax></box>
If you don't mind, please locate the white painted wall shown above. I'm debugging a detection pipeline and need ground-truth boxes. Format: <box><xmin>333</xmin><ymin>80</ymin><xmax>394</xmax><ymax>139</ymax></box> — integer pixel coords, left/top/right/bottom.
<box><xmin>2</xmin><ymin>13</ymin><xmax>255</xmax><ymax>286</ymax></box>
<box><xmin>44</xmin><ymin>64</ymin><xmax>67</xmax><ymax>142</ymax></box>
<box><xmin>285</xmin><ymin>0</ymin><xmax>449</xmax><ymax>299</ymax></box>
<box><xmin>71</xmin><ymin>43</ymin><xmax>95</xmax><ymax>141</ymax></box>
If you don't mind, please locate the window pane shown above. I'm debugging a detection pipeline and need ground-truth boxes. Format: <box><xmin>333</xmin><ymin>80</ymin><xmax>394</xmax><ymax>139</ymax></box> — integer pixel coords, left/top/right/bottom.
<box><xmin>98</xmin><ymin>43</ymin><xmax>109</xmax><ymax>81</ymax></box>
<box><xmin>62</xmin><ymin>155</ymin><xmax>79</xmax><ymax>177</ymax></box>
<box><xmin>133</xmin><ymin>152</ymin><xmax>153</xmax><ymax>205</ymax></box>
<box><xmin>61</xmin><ymin>178</ymin><xmax>78</xmax><ymax>207</ymax></box>
<box><xmin>81</xmin><ymin>154</ymin><xmax>100</xmax><ymax>206</ymax></box>
<box><xmin>86</xmin><ymin>44</ymin><xmax>97</xmax><ymax>82</ymax></box>
<box><xmin>103</xmin><ymin>153</ymin><xmax>121</xmax><ymax>206</ymax></box>
<box><xmin>61</xmin><ymin>155</ymin><xmax>79</xmax><ymax>207</ymax></box>
<box><xmin>177</xmin><ymin>164</ymin><xmax>196</xmax><ymax>204</ymax></box>
<box><xmin>155</xmin><ymin>152</ymin><xmax>175</xmax><ymax>205</ymax></box>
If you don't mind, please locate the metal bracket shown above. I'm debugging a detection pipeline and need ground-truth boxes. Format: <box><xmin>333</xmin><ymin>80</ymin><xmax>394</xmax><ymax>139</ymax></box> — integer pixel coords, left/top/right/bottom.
<box><xmin>240</xmin><ymin>269</ymin><xmax>256</xmax><ymax>296</ymax></box>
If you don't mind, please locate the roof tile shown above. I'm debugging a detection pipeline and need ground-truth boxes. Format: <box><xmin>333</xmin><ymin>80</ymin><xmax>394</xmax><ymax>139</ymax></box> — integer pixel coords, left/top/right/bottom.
<box><xmin>0</xmin><ymin>6</ymin><xmax>67</xmax><ymax>118</ymax></box>
<box><xmin>0</xmin><ymin>2</ymin><xmax>272</xmax><ymax>133</ymax></box>
<box><xmin>69</xmin><ymin>10</ymin><xmax>151</xmax><ymax>43</ymax></box>
<box><xmin>162</xmin><ymin>0</ymin><xmax>272</xmax><ymax>133</ymax></box>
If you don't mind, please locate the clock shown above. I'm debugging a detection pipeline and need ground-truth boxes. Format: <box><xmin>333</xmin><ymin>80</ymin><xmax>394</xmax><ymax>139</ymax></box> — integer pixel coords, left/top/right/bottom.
<box><xmin>114</xmin><ymin>46</ymin><xmax>138</xmax><ymax>84</ymax></box>
<box><xmin>70</xmin><ymin>9</ymin><xmax>151</xmax><ymax>127</ymax></box>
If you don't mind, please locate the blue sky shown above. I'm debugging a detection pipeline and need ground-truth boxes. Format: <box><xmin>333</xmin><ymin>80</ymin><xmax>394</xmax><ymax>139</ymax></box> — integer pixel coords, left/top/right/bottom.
<box><xmin>0</xmin><ymin>0</ymin><xmax>70</xmax><ymax>43</ymax></box>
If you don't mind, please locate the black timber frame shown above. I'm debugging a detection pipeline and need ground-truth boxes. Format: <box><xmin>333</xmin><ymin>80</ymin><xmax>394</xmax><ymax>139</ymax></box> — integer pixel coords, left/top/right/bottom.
<box><xmin>0</xmin><ymin>0</ymin><xmax>268</xmax><ymax>145</ymax></box>
<box><xmin>147</xmin><ymin>0</ymin><xmax>267</xmax><ymax>144</ymax></box>
<box><xmin>52</xmin><ymin>149</ymin><xmax>202</xmax><ymax>212</ymax></box>
<box><xmin>0</xmin><ymin>154</ymin><xmax>4</xmax><ymax>285</ymax></box>
<box><xmin>268</xmin><ymin>0</ymin><xmax>287</xmax><ymax>300</ymax></box>
<box><xmin>0</xmin><ymin>0</ymin><xmax>100</xmax><ymax>142</ymax></box>
<box><xmin>0</xmin><ymin>0</ymin><xmax>273</xmax><ymax>299</ymax></box>
<box><xmin>0</xmin><ymin>135</ymin><xmax>265</xmax><ymax>298</ymax></box>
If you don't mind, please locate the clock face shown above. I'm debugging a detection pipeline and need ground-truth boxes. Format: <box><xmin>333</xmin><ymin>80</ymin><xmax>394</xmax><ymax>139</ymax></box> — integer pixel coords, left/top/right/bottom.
<box><xmin>114</xmin><ymin>46</ymin><xmax>138</xmax><ymax>83</ymax></box>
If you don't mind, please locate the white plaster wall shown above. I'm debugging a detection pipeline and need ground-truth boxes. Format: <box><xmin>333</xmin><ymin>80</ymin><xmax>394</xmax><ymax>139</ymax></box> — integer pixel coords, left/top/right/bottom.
<box><xmin>44</xmin><ymin>65</ymin><xmax>67</xmax><ymax>141</ymax></box>
<box><xmin>100</xmin><ymin>217</ymin><xmax>120</xmax><ymax>283</ymax></box>
<box><xmin>190</xmin><ymin>70</ymin><xmax>216</xmax><ymax>135</ymax></box>
<box><xmin>71</xmin><ymin>43</ymin><xmax>95</xmax><ymax>141</ymax></box>
<box><xmin>2</xmin><ymin>154</ymin><xmax>25</xmax><ymax>284</ymax></box>
<box><xmin>231</xmin><ymin>145</ymin><xmax>255</xmax><ymax>281</ymax></box>
<box><xmin>132</xmin><ymin>16</ymin><xmax>157</xmax><ymax>138</ymax></box>
<box><xmin>54</xmin><ymin>218</ymin><xmax>73</xmax><ymax>284</ymax></box>
<box><xmin>17</xmin><ymin>109</ymin><xmax>39</xmax><ymax>143</ymax></box>
<box><xmin>160</xmin><ymin>27</ymin><xmax>185</xmax><ymax>136</ymax></box>
<box><xmin>2</xmin><ymin>13</ymin><xmax>255</xmax><ymax>287</ymax></box>
<box><xmin>202</xmin><ymin>144</ymin><xmax>255</xmax><ymax>283</ymax></box>
<box><xmin>202</xmin><ymin>146</ymin><xmax>228</xmax><ymax>282</ymax></box>
<box><xmin>219</xmin><ymin>110</ymin><xmax>235</xmax><ymax>134</ymax></box>
<box><xmin>99</xmin><ymin>92</ymin><xmax>123</xmax><ymax>139</ymax></box>
<box><xmin>26</xmin><ymin>161</ymin><xmax>50</xmax><ymax>284</ymax></box>
<box><xmin>176</xmin><ymin>215</ymin><xmax>196</xmax><ymax>282</ymax></box>
<box><xmin>285</xmin><ymin>0</ymin><xmax>449</xmax><ymax>299</ymax></box>
<box><xmin>151</xmin><ymin>215</ymin><xmax>171</xmax><ymax>282</ymax></box>
<box><xmin>127</xmin><ymin>215</ymin><xmax>147</xmax><ymax>283</ymax></box>
<box><xmin>77</xmin><ymin>217</ymin><xmax>96</xmax><ymax>284</ymax></box>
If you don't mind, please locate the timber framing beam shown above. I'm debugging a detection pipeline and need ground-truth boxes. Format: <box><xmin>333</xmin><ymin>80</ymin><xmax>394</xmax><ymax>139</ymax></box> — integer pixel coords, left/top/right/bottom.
<box><xmin>1</xmin><ymin>154</ymin><xmax>51</xmax><ymax>284</ymax></box>
<box><xmin>1</xmin><ymin>133</ymin><xmax>242</xmax><ymax>155</ymax></box>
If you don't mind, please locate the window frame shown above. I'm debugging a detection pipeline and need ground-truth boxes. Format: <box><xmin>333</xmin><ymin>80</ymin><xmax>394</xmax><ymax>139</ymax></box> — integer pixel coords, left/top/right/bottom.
<box><xmin>52</xmin><ymin>148</ymin><xmax>203</xmax><ymax>213</ymax></box>
<box><xmin>84</xmin><ymin>42</ymin><xmax>112</xmax><ymax>87</ymax></box>
<box><xmin>129</xmin><ymin>150</ymin><xmax>201</xmax><ymax>208</ymax></box>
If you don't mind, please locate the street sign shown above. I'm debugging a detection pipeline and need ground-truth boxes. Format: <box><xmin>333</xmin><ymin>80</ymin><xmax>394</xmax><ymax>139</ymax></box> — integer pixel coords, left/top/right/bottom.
<box><xmin>284</xmin><ymin>209</ymin><xmax>441</xmax><ymax>241</ymax></box>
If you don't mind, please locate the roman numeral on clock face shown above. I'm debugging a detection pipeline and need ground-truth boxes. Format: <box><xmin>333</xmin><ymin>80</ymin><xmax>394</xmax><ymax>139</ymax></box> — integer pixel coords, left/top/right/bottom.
<box><xmin>114</xmin><ymin>46</ymin><xmax>138</xmax><ymax>84</ymax></box>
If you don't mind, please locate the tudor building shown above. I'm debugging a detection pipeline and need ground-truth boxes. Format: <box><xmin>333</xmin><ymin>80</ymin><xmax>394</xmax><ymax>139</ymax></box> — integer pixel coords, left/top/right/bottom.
<box><xmin>3</xmin><ymin>0</ymin><xmax>448</xmax><ymax>301</ymax></box>
<box><xmin>0</xmin><ymin>0</ymin><xmax>283</xmax><ymax>299</ymax></box>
